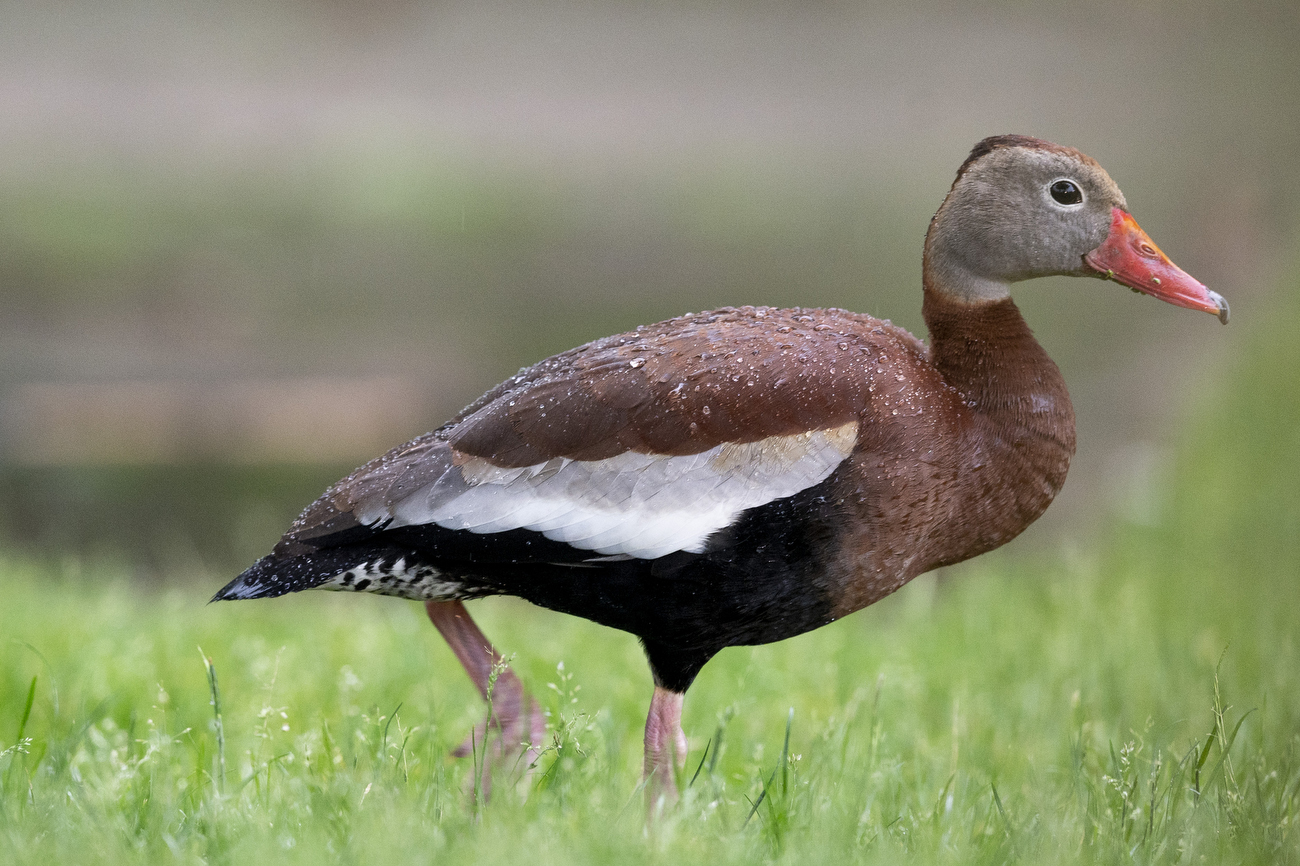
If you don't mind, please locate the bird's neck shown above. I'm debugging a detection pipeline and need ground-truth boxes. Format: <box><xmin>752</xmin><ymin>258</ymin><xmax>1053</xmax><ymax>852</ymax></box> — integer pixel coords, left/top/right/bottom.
<box><xmin>921</xmin><ymin>199</ymin><xmax>1016</xmax><ymax>304</ymax></box>
<box><xmin>921</xmin><ymin>286</ymin><xmax>1077</xmax><ymax>553</ymax></box>
<box><xmin>922</xmin><ymin>288</ymin><xmax>1069</xmax><ymax>417</ymax></box>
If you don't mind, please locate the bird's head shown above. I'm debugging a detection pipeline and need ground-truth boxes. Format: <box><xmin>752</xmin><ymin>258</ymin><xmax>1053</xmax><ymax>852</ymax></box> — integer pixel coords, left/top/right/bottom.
<box><xmin>924</xmin><ymin>135</ymin><xmax>1228</xmax><ymax>324</ymax></box>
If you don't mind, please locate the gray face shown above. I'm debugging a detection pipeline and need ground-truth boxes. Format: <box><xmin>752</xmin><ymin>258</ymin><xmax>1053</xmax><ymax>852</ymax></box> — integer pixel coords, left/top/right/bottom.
<box><xmin>925</xmin><ymin>145</ymin><xmax>1129</xmax><ymax>299</ymax></box>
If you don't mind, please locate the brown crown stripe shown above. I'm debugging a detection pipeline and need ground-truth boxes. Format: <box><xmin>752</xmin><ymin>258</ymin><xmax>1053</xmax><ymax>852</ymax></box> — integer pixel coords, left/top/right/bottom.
<box><xmin>952</xmin><ymin>134</ymin><xmax>1101</xmax><ymax>188</ymax></box>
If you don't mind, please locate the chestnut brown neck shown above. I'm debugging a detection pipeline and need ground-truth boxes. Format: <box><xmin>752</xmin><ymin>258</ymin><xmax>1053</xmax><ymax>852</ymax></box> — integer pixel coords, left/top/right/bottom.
<box><xmin>921</xmin><ymin>286</ymin><xmax>1076</xmax><ymax>558</ymax></box>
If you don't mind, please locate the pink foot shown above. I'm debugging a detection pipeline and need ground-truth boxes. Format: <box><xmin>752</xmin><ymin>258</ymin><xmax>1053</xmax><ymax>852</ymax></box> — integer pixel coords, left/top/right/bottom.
<box><xmin>425</xmin><ymin>600</ymin><xmax>546</xmax><ymax>789</ymax></box>
<box><xmin>449</xmin><ymin>683</ymin><xmax>547</xmax><ymax>765</ymax></box>
<box><xmin>644</xmin><ymin>686</ymin><xmax>688</xmax><ymax>813</ymax></box>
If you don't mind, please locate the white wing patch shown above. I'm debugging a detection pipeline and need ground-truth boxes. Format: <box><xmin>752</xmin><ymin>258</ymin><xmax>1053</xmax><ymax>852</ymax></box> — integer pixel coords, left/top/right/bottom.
<box><xmin>371</xmin><ymin>422</ymin><xmax>858</xmax><ymax>559</ymax></box>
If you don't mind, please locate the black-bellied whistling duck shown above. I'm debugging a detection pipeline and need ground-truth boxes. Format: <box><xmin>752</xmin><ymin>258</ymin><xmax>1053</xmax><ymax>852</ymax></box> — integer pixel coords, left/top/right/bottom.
<box><xmin>214</xmin><ymin>135</ymin><xmax>1227</xmax><ymax>802</ymax></box>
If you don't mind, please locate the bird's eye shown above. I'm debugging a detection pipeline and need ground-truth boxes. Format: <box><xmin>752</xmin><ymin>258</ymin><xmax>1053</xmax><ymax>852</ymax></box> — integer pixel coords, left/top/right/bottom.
<box><xmin>1049</xmin><ymin>179</ymin><xmax>1083</xmax><ymax>205</ymax></box>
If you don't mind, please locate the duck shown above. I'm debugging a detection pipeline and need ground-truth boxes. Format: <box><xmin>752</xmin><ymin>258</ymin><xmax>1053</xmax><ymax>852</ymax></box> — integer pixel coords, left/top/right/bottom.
<box><xmin>213</xmin><ymin>135</ymin><xmax>1228</xmax><ymax>802</ymax></box>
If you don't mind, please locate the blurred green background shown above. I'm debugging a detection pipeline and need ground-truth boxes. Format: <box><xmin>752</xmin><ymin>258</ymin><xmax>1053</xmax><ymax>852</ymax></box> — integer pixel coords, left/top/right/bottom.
<box><xmin>0</xmin><ymin>0</ymin><xmax>1296</xmax><ymax>576</ymax></box>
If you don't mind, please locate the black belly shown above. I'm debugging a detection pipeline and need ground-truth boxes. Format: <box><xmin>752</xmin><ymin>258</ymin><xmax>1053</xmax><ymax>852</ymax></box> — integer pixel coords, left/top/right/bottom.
<box><xmin>219</xmin><ymin>477</ymin><xmax>847</xmax><ymax>691</ymax></box>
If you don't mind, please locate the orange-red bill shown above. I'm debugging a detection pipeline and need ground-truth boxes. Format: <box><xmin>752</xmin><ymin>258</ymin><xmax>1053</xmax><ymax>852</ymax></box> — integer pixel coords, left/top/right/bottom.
<box><xmin>1085</xmin><ymin>207</ymin><xmax>1229</xmax><ymax>324</ymax></box>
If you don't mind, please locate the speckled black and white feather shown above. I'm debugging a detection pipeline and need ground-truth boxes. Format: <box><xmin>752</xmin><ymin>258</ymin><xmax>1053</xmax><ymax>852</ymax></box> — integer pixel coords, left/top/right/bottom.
<box><xmin>212</xmin><ymin>546</ymin><xmax>470</xmax><ymax>602</ymax></box>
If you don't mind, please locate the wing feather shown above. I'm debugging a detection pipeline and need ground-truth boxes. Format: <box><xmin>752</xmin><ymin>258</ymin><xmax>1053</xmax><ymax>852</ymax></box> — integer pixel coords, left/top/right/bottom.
<box><xmin>278</xmin><ymin>306</ymin><xmax>934</xmax><ymax>560</ymax></box>
<box><xmin>371</xmin><ymin>422</ymin><xmax>859</xmax><ymax>558</ymax></box>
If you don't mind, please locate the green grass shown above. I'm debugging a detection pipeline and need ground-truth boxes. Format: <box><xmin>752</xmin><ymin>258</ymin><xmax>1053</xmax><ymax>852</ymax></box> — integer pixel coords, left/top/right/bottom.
<box><xmin>3</xmin><ymin>271</ymin><xmax>1299</xmax><ymax>863</ymax></box>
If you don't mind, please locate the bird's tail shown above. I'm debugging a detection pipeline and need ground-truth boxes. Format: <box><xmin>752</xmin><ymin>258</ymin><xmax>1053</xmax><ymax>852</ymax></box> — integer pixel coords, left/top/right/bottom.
<box><xmin>211</xmin><ymin>547</ymin><xmax>386</xmax><ymax>602</ymax></box>
<box><xmin>211</xmin><ymin>544</ymin><xmax>453</xmax><ymax>603</ymax></box>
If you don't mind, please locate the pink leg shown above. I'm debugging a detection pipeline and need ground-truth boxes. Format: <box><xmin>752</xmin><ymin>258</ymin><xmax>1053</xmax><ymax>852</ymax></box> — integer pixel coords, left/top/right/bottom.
<box><xmin>644</xmin><ymin>686</ymin><xmax>688</xmax><ymax>810</ymax></box>
<box><xmin>425</xmin><ymin>600</ymin><xmax>546</xmax><ymax>774</ymax></box>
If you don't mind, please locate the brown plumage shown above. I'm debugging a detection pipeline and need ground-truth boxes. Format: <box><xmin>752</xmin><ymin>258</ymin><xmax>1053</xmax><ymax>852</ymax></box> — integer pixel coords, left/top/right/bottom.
<box><xmin>215</xmin><ymin>135</ymin><xmax>1228</xmax><ymax>805</ymax></box>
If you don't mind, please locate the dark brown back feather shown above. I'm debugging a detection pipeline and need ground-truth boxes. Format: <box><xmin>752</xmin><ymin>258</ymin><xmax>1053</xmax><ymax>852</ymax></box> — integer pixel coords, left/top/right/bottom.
<box><xmin>446</xmin><ymin>305</ymin><xmax>926</xmax><ymax>466</ymax></box>
<box><xmin>275</xmin><ymin>305</ymin><xmax>929</xmax><ymax>552</ymax></box>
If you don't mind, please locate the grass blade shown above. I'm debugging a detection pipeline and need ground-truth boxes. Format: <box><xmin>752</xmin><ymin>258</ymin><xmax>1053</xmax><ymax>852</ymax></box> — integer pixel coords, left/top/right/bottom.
<box><xmin>3</xmin><ymin>675</ymin><xmax>37</xmax><ymax>793</ymax></box>
<box><xmin>1202</xmin><ymin>708</ymin><xmax>1257</xmax><ymax>795</ymax></box>
<box><xmin>199</xmin><ymin>649</ymin><xmax>225</xmax><ymax>796</ymax></box>
<box><xmin>780</xmin><ymin>707</ymin><xmax>793</xmax><ymax>797</ymax></box>
<box><xmin>15</xmin><ymin>676</ymin><xmax>36</xmax><ymax>745</ymax></box>
<box><xmin>1193</xmin><ymin>719</ymin><xmax>1217</xmax><ymax>798</ymax></box>
<box><xmin>689</xmin><ymin>738</ymin><xmax>711</xmax><ymax>788</ymax></box>
<box><xmin>381</xmin><ymin>702</ymin><xmax>403</xmax><ymax>764</ymax></box>
<box><xmin>991</xmin><ymin>783</ymin><xmax>1012</xmax><ymax>837</ymax></box>
<box><xmin>743</xmin><ymin>770</ymin><xmax>777</xmax><ymax>827</ymax></box>
<box><xmin>708</xmin><ymin>718</ymin><xmax>727</xmax><ymax>776</ymax></box>
<box><xmin>932</xmin><ymin>773</ymin><xmax>955</xmax><ymax>828</ymax></box>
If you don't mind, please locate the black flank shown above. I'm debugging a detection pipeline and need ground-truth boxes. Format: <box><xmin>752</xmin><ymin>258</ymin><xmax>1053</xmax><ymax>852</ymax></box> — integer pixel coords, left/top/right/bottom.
<box><xmin>214</xmin><ymin>474</ymin><xmax>847</xmax><ymax>691</ymax></box>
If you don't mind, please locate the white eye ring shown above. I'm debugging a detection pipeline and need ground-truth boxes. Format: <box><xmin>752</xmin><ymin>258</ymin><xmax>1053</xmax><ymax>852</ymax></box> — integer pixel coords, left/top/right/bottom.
<box><xmin>1048</xmin><ymin>178</ymin><xmax>1084</xmax><ymax>207</ymax></box>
